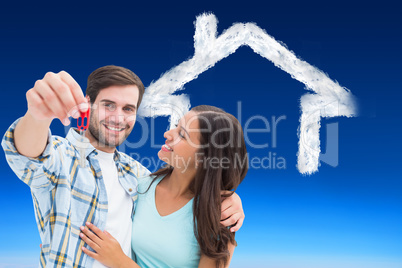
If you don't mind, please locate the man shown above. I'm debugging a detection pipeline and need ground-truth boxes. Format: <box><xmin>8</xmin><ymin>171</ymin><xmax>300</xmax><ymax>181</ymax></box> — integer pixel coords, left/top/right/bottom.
<box><xmin>2</xmin><ymin>66</ymin><xmax>244</xmax><ymax>267</ymax></box>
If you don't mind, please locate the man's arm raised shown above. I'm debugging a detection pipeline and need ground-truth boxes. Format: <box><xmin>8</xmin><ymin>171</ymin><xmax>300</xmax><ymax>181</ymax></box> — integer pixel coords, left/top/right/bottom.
<box><xmin>13</xmin><ymin>71</ymin><xmax>88</xmax><ymax>158</ymax></box>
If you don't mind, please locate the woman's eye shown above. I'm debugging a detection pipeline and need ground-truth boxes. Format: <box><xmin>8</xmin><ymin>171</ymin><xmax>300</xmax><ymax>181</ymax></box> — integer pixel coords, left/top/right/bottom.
<box><xmin>179</xmin><ymin>132</ymin><xmax>185</xmax><ymax>139</ymax></box>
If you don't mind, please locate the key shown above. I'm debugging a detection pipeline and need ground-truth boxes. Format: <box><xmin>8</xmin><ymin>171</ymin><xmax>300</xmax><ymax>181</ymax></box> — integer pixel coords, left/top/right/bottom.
<box><xmin>77</xmin><ymin>109</ymin><xmax>90</xmax><ymax>167</ymax></box>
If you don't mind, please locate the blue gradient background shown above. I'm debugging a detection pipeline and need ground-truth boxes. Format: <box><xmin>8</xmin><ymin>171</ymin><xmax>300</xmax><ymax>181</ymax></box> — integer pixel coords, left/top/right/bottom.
<box><xmin>0</xmin><ymin>1</ymin><xmax>401</xmax><ymax>267</ymax></box>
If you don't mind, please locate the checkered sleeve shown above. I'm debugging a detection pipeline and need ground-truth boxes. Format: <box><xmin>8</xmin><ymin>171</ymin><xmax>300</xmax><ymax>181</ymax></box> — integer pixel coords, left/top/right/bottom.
<box><xmin>1</xmin><ymin>118</ymin><xmax>63</xmax><ymax>192</ymax></box>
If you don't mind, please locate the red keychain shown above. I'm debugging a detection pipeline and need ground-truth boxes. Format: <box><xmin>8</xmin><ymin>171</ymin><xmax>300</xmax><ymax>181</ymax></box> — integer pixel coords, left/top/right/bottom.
<box><xmin>77</xmin><ymin>109</ymin><xmax>90</xmax><ymax>133</ymax></box>
<box><xmin>77</xmin><ymin>109</ymin><xmax>90</xmax><ymax>167</ymax></box>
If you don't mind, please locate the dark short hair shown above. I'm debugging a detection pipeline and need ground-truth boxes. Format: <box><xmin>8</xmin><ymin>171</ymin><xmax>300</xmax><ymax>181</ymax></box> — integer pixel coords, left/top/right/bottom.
<box><xmin>86</xmin><ymin>65</ymin><xmax>145</xmax><ymax>108</ymax></box>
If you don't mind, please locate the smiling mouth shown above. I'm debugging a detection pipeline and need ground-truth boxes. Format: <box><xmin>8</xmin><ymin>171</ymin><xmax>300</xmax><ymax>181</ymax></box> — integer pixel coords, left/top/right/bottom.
<box><xmin>162</xmin><ymin>144</ymin><xmax>173</xmax><ymax>152</ymax></box>
<box><xmin>104</xmin><ymin>124</ymin><xmax>125</xmax><ymax>132</ymax></box>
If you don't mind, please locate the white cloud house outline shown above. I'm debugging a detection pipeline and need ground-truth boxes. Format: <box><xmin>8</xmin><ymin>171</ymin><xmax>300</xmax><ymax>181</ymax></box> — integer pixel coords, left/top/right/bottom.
<box><xmin>138</xmin><ymin>13</ymin><xmax>357</xmax><ymax>175</ymax></box>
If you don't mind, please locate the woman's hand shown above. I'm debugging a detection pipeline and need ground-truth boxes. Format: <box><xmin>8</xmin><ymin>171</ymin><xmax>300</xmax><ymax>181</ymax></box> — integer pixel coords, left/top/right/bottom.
<box><xmin>80</xmin><ymin>222</ymin><xmax>136</xmax><ymax>268</ymax></box>
<box><xmin>220</xmin><ymin>192</ymin><xmax>245</xmax><ymax>232</ymax></box>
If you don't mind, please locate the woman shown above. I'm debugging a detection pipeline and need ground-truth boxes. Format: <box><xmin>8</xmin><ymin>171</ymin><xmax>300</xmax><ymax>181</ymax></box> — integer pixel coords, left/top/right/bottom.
<box><xmin>80</xmin><ymin>105</ymin><xmax>248</xmax><ymax>267</ymax></box>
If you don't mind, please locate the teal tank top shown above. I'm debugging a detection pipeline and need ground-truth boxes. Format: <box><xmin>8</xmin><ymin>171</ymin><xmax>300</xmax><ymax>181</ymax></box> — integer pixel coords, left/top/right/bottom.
<box><xmin>131</xmin><ymin>175</ymin><xmax>200</xmax><ymax>267</ymax></box>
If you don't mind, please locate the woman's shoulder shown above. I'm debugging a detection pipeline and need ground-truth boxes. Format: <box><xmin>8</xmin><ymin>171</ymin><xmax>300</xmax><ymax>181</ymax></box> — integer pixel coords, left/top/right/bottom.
<box><xmin>137</xmin><ymin>174</ymin><xmax>163</xmax><ymax>192</ymax></box>
<box><xmin>137</xmin><ymin>174</ymin><xmax>155</xmax><ymax>186</ymax></box>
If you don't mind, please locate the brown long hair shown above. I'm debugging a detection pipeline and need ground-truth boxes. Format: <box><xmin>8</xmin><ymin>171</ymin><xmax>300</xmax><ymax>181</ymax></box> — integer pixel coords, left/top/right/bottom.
<box><xmin>151</xmin><ymin>105</ymin><xmax>248</xmax><ymax>267</ymax></box>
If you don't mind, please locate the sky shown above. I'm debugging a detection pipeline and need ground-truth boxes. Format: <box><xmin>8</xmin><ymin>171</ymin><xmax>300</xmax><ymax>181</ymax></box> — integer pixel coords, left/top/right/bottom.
<box><xmin>0</xmin><ymin>1</ymin><xmax>401</xmax><ymax>267</ymax></box>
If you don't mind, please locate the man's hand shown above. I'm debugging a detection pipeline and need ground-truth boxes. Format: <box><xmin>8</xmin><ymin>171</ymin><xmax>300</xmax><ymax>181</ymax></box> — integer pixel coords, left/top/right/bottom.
<box><xmin>26</xmin><ymin>71</ymin><xmax>88</xmax><ymax>125</ymax></box>
<box><xmin>220</xmin><ymin>191</ymin><xmax>245</xmax><ymax>232</ymax></box>
<box><xmin>14</xmin><ymin>71</ymin><xmax>89</xmax><ymax>158</ymax></box>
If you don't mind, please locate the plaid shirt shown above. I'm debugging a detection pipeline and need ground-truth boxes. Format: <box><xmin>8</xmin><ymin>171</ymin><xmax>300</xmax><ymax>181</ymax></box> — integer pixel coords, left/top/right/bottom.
<box><xmin>2</xmin><ymin>119</ymin><xmax>150</xmax><ymax>267</ymax></box>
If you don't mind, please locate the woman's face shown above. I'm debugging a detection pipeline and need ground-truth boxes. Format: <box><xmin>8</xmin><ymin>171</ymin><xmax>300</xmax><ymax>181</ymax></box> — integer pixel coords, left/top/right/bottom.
<box><xmin>158</xmin><ymin>111</ymin><xmax>201</xmax><ymax>173</ymax></box>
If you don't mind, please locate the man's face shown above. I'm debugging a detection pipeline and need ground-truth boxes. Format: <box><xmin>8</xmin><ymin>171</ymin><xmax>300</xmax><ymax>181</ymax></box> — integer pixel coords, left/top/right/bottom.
<box><xmin>87</xmin><ymin>85</ymin><xmax>139</xmax><ymax>152</ymax></box>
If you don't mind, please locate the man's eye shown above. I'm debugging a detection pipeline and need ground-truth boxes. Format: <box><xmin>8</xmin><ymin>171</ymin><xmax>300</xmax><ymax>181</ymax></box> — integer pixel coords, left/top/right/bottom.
<box><xmin>124</xmin><ymin>107</ymin><xmax>135</xmax><ymax>112</ymax></box>
<box><xmin>104</xmin><ymin>103</ymin><xmax>115</xmax><ymax>110</ymax></box>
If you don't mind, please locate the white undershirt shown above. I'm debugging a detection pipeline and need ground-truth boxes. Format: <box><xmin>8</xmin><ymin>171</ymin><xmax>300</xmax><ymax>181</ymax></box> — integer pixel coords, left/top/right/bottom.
<box><xmin>92</xmin><ymin>150</ymin><xmax>133</xmax><ymax>268</ymax></box>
